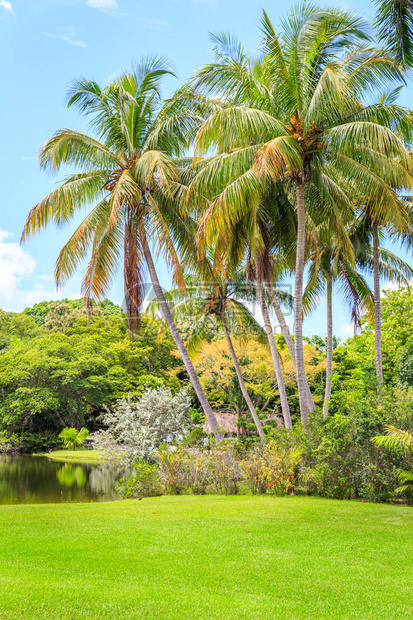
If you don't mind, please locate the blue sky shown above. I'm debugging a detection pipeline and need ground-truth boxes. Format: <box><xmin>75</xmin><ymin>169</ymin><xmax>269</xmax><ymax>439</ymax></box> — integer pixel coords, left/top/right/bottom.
<box><xmin>0</xmin><ymin>0</ymin><xmax>409</xmax><ymax>339</ymax></box>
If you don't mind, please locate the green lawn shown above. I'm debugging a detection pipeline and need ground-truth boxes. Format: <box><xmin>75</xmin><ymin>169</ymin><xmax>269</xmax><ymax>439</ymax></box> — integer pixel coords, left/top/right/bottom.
<box><xmin>0</xmin><ymin>496</ymin><xmax>412</xmax><ymax>619</ymax></box>
<box><xmin>43</xmin><ymin>449</ymin><xmax>105</xmax><ymax>464</ymax></box>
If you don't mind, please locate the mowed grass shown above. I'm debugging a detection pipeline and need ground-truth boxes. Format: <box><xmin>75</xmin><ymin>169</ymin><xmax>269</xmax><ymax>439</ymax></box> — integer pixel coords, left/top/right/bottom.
<box><xmin>44</xmin><ymin>449</ymin><xmax>105</xmax><ymax>464</ymax></box>
<box><xmin>0</xmin><ymin>496</ymin><xmax>412</xmax><ymax>620</ymax></box>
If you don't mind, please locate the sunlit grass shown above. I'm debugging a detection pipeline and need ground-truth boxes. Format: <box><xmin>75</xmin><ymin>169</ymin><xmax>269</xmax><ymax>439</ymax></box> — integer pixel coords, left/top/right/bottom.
<box><xmin>44</xmin><ymin>449</ymin><xmax>105</xmax><ymax>464</ymax></box>
<box><xmin>0</xmin><ymin>495</ymin><xmax>412</xmax><ymax>619</ymax></box>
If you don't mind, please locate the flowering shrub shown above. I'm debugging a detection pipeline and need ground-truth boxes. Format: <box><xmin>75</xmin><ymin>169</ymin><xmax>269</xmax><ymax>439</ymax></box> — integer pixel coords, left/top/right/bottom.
<box><xmin>238</xmin><ymin>449</ymin><xmax>268</xmax><ymax>494</ymax></box>
<box><xmin>262</xmin><ymin>442</ymin><xmax>303</xmax><ymax>495</ymax></box>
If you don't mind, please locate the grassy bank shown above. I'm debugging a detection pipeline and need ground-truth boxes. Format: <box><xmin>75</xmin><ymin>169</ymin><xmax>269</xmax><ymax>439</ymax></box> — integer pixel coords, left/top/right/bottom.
<box><xmin>0</xmin><ymin>496</ymin><xmax>412</xmax><ymax>619</ymax></box>
<box><xmin>42</xmin><ymin>449</ymin><xmax>105</xmax><ymax>464</ymax></box>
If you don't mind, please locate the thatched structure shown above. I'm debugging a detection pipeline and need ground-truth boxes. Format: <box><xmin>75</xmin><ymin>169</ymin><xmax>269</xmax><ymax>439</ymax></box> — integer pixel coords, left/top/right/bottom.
<box><xmin>203</xmin><ymin>411</ymin><xmax>283</xmax><ymax>435</ymax></box>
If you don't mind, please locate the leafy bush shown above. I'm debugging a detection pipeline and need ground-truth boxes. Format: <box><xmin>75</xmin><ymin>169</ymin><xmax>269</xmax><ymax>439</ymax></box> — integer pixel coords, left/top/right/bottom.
<box><xmin>208</xmin><ymin>446</ymin><xmax>240</xmax><ymax>495</ymax></box>
<box><xmin>182</xmin><ymin>449</ymin><xmax>212</xmax><ymax>495</ymax></box>
<box><xmin>239</xmin><ymin>440</ymin><xmax>302</xmax><ymax>495</ymax></box>
<box><xmin>95</xmin><ymin>388</ymin><xmax>192</xmax><ymax>462</ymax></box>
<box><xmin>0</xmin><ymin>431</ymin><xmax>60</xmax><ymax>454</ymax></box>
<box><xmin>263</xmin><ymin>442</ymin><xmax>303</xmax><ymax>496</ymax></box>
<box><xmin>238</xmin><ymin>448</ymin><xmax>268</xmax><ymax>494</ymax></box>
<box><xmin>116</xmin><ymin>462</ymin><xmax>163</xmax><ymax>499</ymax></box>
<box><xmin>182</xmin><ymin>427</ymin><xmax>206</xmax><ymax>447</ymax></box>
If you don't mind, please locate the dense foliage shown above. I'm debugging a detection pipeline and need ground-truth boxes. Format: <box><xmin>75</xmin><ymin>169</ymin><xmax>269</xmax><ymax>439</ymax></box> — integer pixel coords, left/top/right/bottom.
<box><xmin>0</xmin><ymin>300</ymin><xmax>183</xmax><ymax>448</ymax></box>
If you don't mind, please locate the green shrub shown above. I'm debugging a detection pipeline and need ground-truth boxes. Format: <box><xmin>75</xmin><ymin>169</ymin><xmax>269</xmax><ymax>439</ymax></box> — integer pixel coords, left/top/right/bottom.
<box><xmin>208</xmin><ymin>446</ymin><xmax>240</xmax><ymax>495</ymax></box>
<box><xmin>0</xmin><ymin>431</ymin><xmax>60</xmax><ymax>454</ymax></box>
<box><xmin>116</xmin><ymin>462</ymin><xmax>162</xmax><ymax>499</ymax></box>
<box><xmin>182</xmin><ymin>450</ymin><xmax>212</xmax><ymax>495</ymax></box>
<box><xmin>238</xmin><ymin>448</ymin><xmax>268</xmax><ymax>494</ymax></box>
<box><xmin>182</xmin><ymin>427</ymin><xmax>206</xmax><ymax>447</ymax></box>
<box><xmin>157</xmin><ymin>447</ymin><xmax>186</xmax><ymax>494</ymax></box>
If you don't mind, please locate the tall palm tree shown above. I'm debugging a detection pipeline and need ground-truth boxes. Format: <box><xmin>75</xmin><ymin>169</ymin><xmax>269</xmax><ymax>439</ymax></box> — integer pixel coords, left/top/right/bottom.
<box><xmin>352</xmin><ymin>208</ymin><xmax>413</xmax><ymax>383</ymax></box>
<box><xmin>307</xmin><ymin>216</ymin><xmax>413</xmax><ymax>412</ymax></box>
<box><xmin>305</xmin><ymin>222</ymin><xmax>374</xmax><ymax>417</ymax></box>
<box><xmin>20</xmin><ymin>59</ymin><xmax>222</xmax><ymax>441</ymax></box>
<box><xmin>157</xmin><ymin>265</ymin><xmax>270</xmax><ymax>438</ymax></box>
<box><xmin>204</xmin><ymin>201</ymin><xmax>295</xmax><ymax>428</ymax></box>
<box><xmin>187</xmin><ymin>5</ymin><xmax>412</xmax><ymax>424</ymax></box>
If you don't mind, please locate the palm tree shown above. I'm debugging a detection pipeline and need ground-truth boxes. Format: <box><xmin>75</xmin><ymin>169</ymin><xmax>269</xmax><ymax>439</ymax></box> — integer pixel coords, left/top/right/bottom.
<box><xmin>347</xmin><ymin>205</ymin><xmax>413</xmax><ymax>383</ymax></box>
<box><xmin>156</xmin><ymin>265</ymin><xmax>269</xmax><ymax>438</ymax></box>
<box><xmin>20</xmin><ymin>59</ymin><xmax>222</xmax><ymax>441</ymax></box>
<box><xmin>306</xmin><ymin>214</ymin><xmax>413</xmax><ymax>413</ymax></box>
<box><xmin>187</xmin><ymin>6</ymin><xmax>412</xmax><ymax>425</ymax></box>
<box><xmin>374</xmin><ymin>0</ymin><xmax>413</xmax><ymax>67</ymax></box>
<box><xmin>205</xmin><ymin>203</ymin><xmax>295</xmax><ymax>428</ymax></box>
<box><xmin>305</xmin><ymin>222</ymin><xmax>374</xmax><ymax>417</ymax></box>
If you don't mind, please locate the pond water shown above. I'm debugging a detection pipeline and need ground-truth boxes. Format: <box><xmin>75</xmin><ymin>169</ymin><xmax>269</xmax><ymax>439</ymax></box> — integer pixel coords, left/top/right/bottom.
<box><xmin>0</xmin><ymin>455</ymin><xmax>132</xmax><ymax>504</ymax></box>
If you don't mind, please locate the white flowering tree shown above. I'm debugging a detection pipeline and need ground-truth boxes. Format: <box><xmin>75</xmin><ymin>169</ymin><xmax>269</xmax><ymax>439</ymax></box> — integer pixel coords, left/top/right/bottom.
<box><xmin>94</xmin><ymin>387</ymin><xmax>192</xmax><ymax>462</ymax></box>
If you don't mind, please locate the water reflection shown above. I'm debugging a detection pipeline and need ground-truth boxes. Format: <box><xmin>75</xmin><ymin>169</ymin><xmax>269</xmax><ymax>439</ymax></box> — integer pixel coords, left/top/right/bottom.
<box><xmin>57</xmin><ymin>464</ymin><xmax>87</xmax><ymax>488</ymax></box>
<box><xmin>0</xmin><ymin>454</ymin><xmax>131</xmax><ymax>504</ymax></box>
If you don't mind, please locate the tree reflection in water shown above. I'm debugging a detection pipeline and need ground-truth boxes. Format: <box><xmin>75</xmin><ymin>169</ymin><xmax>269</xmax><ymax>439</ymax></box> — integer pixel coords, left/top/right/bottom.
<box><xmin>89</xmin><ymin>463</ymin><xmax>133</xmax><ymax>495</ymax></box>
<box><xmin>0</xmin><ymin>455</ymin><xmax>132</xmax><ymax>504</ymax></box>
<box><xmin>57</xmin><ymin>464</ymin><xmax>87</xmax><ymax>488</ymax></box>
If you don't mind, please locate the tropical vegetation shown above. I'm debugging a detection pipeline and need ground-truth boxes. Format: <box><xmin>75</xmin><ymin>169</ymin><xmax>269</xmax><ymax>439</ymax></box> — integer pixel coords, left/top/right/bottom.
<box><xmin>0</xmin><ymin>3</ymin><xmax>411</xmax><ymax>504</ymax></box>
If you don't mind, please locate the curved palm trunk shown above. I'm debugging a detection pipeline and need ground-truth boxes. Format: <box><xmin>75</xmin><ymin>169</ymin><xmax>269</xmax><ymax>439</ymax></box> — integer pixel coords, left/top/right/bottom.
<box><xmin>294</xmin><ymin>177</ymin><xmax>311</xmax><ymax>425</ymax></box>
<box><xmin>221</xmin><ymin>317</ymin><xmax>266</xmax><ymax>442</ymax></box>
<box><xmin>266</xmin><ymin>280</ymin><xmax>315</xmax><ymax>411</ymax></box>
<box><xmin>322</xmin><ymin>277</ymin><xmax>333</xmax><ymax>418</ymax></box>
<box><xmin>372</xmin><ymin>220</ymin><xmax>383</xmax><ymax>383</ymax></box>
<box><xmin>257</xmin><ymin>277</ymin><xmax>292</xmax><ymax>430</ymax></box>
<box><xmin>140</xmin><ymin>228</ymin><xmax>222</xmax><ymax>442</ymax></box>
<box><xmin>124</xmin><ymin>221</ymin><xmax>141</xmax><ymax>340</ymax></box>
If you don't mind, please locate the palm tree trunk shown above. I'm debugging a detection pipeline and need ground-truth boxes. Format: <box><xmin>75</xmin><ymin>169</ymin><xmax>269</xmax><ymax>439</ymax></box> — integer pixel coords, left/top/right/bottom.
<box><xmin>221</xmin><ymin>317</ymin><xmax>266</xmax><ymax>441</ymax></box>
<box><xmin>372</xmin><ymin>220</ymin><xmax>383</xmax><ymax>383</ymax></box>
<box><xmin>124</xmin><ymin>221</ymin><xmax>140</xmax><ymax>340</ymax></box>
<box><xmin>322</xmin><ymin>277</ymin><xmax>333</xmax><ymax>418</ymax></box>
<box><xmin>256</xmin><ymin>277</ymin><xmax>292</xmax><ymax>429</ymax></box>
<box><xmin>266</xmin><ymin>280</ymin><xmax>315</xmax><ymax>411</ymax></box>
<box><xmin>294</xmin><ymin>177</ymin><xmax>310</xmax><ymax>425</ymax></box>
<box><xmin>140</xmin><ymin>228</ymin><xmax>222</xmax><ymax>442</ymax></box>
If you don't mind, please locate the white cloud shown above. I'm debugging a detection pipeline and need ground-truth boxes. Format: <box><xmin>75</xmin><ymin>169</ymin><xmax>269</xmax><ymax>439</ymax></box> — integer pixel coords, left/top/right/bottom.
<box><xmin>0</xmin><ymin>229</ymin><xmax>82</xmax><ymax>312</ymax></box>
<box><xmin>137</xmin><ymin>16</ymin><xmax>169</xmax><ymax>31</ymax></box>
<box><xmin>43</xmin><ymin>29</ymin><xmax>87</xmax><ymax>48</ymax></box>
<box><xmin>0</xmin><ymin>1</ymin><xmax>13</xmax><ymax>13</ymax></box>
<box><xmin>87</xmin><ymin>0</ymin><xmax>118</xmax><ymax>10</ymax></box>
<box><xmin>0</xmin><ymin>229</ymin><xmax>36</xmax><ymax>310</ymax></box>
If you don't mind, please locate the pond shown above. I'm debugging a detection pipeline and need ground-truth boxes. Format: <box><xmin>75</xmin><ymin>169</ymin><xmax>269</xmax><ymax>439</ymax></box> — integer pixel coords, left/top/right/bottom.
<box><xmin>0</xmin><ymin>455</ymin><xmax>131</xmax><ymax>504</ymax></box>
